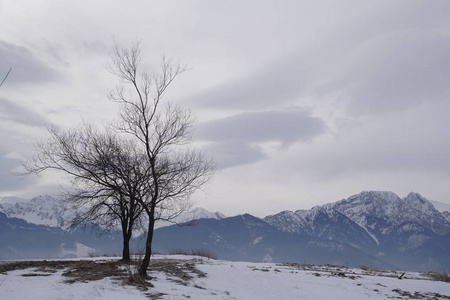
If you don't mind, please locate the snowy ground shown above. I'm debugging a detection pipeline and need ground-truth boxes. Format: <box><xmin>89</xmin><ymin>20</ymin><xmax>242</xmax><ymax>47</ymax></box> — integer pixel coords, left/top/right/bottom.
<box><xmin>0</xmin><ymin>255</ymin><xmax>449</xmax><ymax>300</ymax></box>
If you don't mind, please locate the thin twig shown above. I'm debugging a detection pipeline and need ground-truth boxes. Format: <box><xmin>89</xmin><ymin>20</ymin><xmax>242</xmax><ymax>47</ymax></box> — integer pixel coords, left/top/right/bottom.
<box><xmin>0</xmin><ymin>67</ymin><xmax>12</xmax><ymax>88</ymax></box>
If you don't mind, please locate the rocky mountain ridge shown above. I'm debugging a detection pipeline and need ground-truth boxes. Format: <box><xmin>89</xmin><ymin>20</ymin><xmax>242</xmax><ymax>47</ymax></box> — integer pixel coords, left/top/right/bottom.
<box><xmin>0</xmin><ymin>195</ymin><xmax>225</xmax><ymax>231</ymax></box>
<box><xmin>0</xmin><ymin>195</ymin><xmax>74</xmax><ymax>228</ymax></box>
<box><xmin>265</xmin><ymin>191</ymin><xmax>449</xmax><ymax>252</ymax></box>
<box><xmin>152</xmin><ymin>190</ymin><xmax>450</xmax><ymax>271</ymax></box>
<box><xmin>1</xmin><ymin>191</ymin><xmax>449</xmax><ymax>272</ymax></box>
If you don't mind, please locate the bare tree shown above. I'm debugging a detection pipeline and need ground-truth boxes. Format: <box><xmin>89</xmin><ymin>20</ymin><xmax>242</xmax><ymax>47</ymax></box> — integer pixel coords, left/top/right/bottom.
<box><xmin>25</xmin><ymin>124</ymin><xmax>146</xmax><ymax>261</ymax></box>
<box><xmin>0</xmin><ymin>67</ymin><xmax>12</xmax><ymax>88</ymax></box>
<box><xmin>109</xmin><ymin>43</ymin><xmax>214</xmax><ymax>278</ymax></box>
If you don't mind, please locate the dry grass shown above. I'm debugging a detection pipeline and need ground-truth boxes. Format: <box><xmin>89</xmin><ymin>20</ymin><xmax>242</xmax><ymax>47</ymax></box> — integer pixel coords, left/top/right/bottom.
<box><xmin>167</xmin><ymin>248</ymin><xmax>218</xmax><ymax>260</ymax></box>
<box><xmin>0</xmin><ymin>260</ymin><xmax>75</xmax><ymax>274</ymax></box>
<box><xmin>21</xmin><ymin>273</ymin><xmax>53</xmax><ymax>277</ymax></box>
<box><xmin>1</xmin><ymin>257</ymin><xmax>207</xmax><ymax>296</ymax></box>
<box><xmin>61</xmin><ymin>260</ymin><xmax>128</xmax><ymax>284</ymax></box>
<box><xmin>424</xmin><ymin>272</ymin><xmax>450</xmax><ymax>283</ymax></box>
<box><xmin>392</xmin><ymin>288</ymin><xmax>450</xmax><ymax>299</ymax></box>
<box><xmin>148</xmin><ymin>259</ymin><xmax>206</xmax><ymax>285</ymax></box>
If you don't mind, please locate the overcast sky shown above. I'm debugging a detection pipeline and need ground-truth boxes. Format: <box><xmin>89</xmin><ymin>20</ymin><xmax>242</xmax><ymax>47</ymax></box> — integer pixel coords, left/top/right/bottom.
<box><xmin>1</xmin><ymin>0</ymin><xmax>449</xmax><ymax>217</ymax></box>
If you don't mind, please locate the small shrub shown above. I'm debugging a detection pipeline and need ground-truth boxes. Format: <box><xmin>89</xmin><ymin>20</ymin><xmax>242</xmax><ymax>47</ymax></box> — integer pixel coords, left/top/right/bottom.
<box><xmin>21</xmin><ymin>273</ymin><xmax>52</xmax><ymax>277</ymax></box>
<box><xmin>425</xmin><ymin>272</ymin><xmax>450</xmax><ymax>283</ymax></box>
<box><xmin>167</xmin><ymin>248</ymin><xmax>217</xmax><ymax>260</ymax></box>
<box><xmin>167</xmin><ymin>247</ymin><xmax>190</xmax><ymax>255</ymax></box>
<box><xmin>124</xmin><ymin>270</ymin><xmax>154</xmax><ymax>289</ymax></box>
<box><xmin>0</xmin><ymin>260</ymin><xmax>73</xmax><ymax>274</ymax></box>
<box><xmin>334</xmin><ymin>272</ymin><xmax>346</xmax><ymax>277</ymax></box>
<box><xmin>190</xmin><ymin>248</ymin><xmax>218</xmax><ymax>260</ymax></box>
<box><xmin>62</xmin><ymin>261</ymin><xmax>127</xmax><ymax>284</ymax></box>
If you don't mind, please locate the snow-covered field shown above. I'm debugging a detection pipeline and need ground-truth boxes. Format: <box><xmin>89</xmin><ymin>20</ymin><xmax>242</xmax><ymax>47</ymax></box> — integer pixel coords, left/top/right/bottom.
<box><xmin>0</xmin><ymin>255</ymin><xmax>448</xmax><ymax>300</ymax></box>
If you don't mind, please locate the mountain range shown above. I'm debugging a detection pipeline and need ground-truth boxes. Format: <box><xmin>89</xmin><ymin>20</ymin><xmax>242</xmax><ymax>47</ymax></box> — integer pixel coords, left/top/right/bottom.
<box><xmin>261</xmin><ymin>191</ymin><xmax>450</xmax><ymax>271</ymax></box>
<box><xmin>1</xmin><ymin>191</ymin><xmax>449</xmax><ymax>272</ymax></box>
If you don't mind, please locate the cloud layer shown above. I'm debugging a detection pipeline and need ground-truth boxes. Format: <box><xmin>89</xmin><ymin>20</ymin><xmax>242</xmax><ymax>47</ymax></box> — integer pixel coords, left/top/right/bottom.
<box><xmin>0</xmin><ymin>41</ymin><xmax>61</xmax><ymax>86</ymax></box>
<box><xmin>1</xmin><ymin>0</ymin><xmax>449</xmax><ymax>215</ymax></box>
<box><xmin>196</xmin><ymin>110</ymin><xmax>326</xmax><ymax>168</ymax></box>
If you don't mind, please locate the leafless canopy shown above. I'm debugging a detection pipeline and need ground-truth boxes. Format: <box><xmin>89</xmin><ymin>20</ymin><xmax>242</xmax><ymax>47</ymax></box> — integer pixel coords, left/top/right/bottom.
<box><xmin>108</xmin><ymin>42</ymin><xmax>214</xmax><ymax>277</ymax></box>
<box><xmin>25</xmin><ymin>124</ymin><xmax>147</xmax><ymax>260</ymax></box>
<box><xmin>24</xmin><ymin>42</ymin><xmax>213</xmax><ymax>272</ymax></box>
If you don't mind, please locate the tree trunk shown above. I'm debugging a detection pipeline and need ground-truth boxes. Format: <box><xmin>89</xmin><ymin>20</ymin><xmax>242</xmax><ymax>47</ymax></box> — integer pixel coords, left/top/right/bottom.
<box><xmin>121</xmin><ymin>219</ymin><xmax>132</xmax><ymax>261</ymax></box>
<box><xmin>122</xmin><ymin>235</ymin><xmax>131</xmax><ymax>261</ymax></box>
<box><xmin>122</xmin><ymin>210</ymin><xmax>136</xmax><ymax>261</ymax></box>
<box><xmin>138</xmin><ymin>216</ymin><xmax>155</xmax><ymax>278</ymax></box>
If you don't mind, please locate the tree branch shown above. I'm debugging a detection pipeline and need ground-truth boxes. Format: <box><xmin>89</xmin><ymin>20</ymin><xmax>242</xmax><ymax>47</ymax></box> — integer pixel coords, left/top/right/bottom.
<box><xmin>0</xmin><ymin>67</ymin><xmax>12</xmax><ymax>88</ymax></box>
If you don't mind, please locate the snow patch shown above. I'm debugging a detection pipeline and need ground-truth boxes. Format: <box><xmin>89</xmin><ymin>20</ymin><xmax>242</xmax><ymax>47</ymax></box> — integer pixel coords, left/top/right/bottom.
<box><xmin>0</xmin><ymin>256</ymin><xmax>449</xmax><ymax>300</ymax></box>
<box><xmin>362</xmin><ymin>226</ymin><xmax>380</xmax><ymax>245</ymax></box>
<box><xmin>59</xmin><ymin>242</ymin><xmax>96</xmax><ymax>258</ymax></box>
<box><xmin>252</xmin><ymin>236</ymin><xmax>264</xmax><ymax>245</ymax></box>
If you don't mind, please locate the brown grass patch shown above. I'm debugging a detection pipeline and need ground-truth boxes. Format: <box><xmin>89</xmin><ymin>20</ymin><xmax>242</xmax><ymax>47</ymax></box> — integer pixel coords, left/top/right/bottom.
<box><xmin>1</xmin><ymin>258</ymin><xmax>207</xmax><ymax>296</ymax></box>
<box><xmin>0</xmin><ymin>260</ymin><xmax>75</xmax><ymax>274</ymax></box>
<box><xmin>424</xmin><ymin>272</ymin><xmax>450</xmax><ymax>283</ymax></box>
<box><xmin>21</xmin><ymin>273</ymin><xmax>53</xmax><ymax>277</ymax></box>
<box><xmin>147</xmin><ymin>259</ymin><xmax>206</xmax><ymax>285</ymax></box>
<box><xmin>167</xmin><ymin>248</ymin><xmax>218</xmax><ymax>260</ymax></box>
<box><xmin>61</xmin><ymin>260</ymin><xmax>128</xmax><ymax>284</ymax></box>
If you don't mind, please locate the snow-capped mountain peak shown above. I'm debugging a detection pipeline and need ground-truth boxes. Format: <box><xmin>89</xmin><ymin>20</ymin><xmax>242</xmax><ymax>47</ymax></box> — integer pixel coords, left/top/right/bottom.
<box><xmin>189</xmin><ymin>207</ymin><xmax>225</xmax><ymax>220</ymax></box>
<box><xmin>264</xmin><ymin>210</ymin><xmax>306</xmax><ymax>233</ymax></box>
<box><xmin>0</xmin><ymin>195</ymin><xmax>75</xmax><ymax>228</ymax></box>
<box><xmin>264</xmin><ymin>191</ymin><xmax>450</xmax><ymax>254</ymax></box>
<box><xmin>153</xmin><ymin>207</ymin><xmax>225</xmax><ymax>229</ymax></box>
<box><xmin>0</xmin><ymin>194</ymin><xmax>225</xmax><ymax>232</ymax></box>
<box><xmin>0</xmin><ymin>196</ymin><xmax>27</xmax><ymax>205</ymax></box>
<box><xmin>331</xmin><ymin>191</ymin><xmax>449</xmax><ymax>236</ymax></box>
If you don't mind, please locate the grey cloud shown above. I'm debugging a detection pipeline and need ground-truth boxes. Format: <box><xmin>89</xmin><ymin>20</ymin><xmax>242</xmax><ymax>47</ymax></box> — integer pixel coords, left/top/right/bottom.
<box><xmin>286</xmin><ymin>101</ymin><xmax>450</xmax><ymax>181</ymax></box>
<box><xmin>0</xmin><ymin>152</ymin><xmax>37</xmax><ymax>192</ymax></box>
<box><xmin>196</xmin><ymin>109</ymin><xmax>326</xmax><ymax>144</ymax></box>
<box><xmin>188</xmin><ymin>55</ymin><xmax>314</xmax><ymax>110</ymax></box>
<box><xmin>0</xmin><ymin>99</ymin><xmax>50</xmax><ymax>194</ymax></box>
<box><xmin>203</xmin><ymin>141</ymin><xmax>266</xmax><ymax>169</ymax></box>
<box><xmin>196</xmin><ymin>109</ymin><xmax>326</xmax><ymax>168</ymax></box>
<box><xmin>311</xmin><ymin>1</ymin><xmax>450</xmax><ymax>116</ymax></box>
<box><xmin>188</xmin><ymin>1</ymin><xmax>450</xmax><ymax>118</ymax></box>
<box><xmin>0</xmin><ymin>40</ymin><xmax>61</xmax><ymax>86</ymax></box>
<box><xmin>0</xmin><ymin>97</ymin><xmax>48</xmax><ymax>127</ymax></box>
<box><xmin>324</xmin><ymin>31</ymin><xmax>450</xmax><ymax>116</ymax></box>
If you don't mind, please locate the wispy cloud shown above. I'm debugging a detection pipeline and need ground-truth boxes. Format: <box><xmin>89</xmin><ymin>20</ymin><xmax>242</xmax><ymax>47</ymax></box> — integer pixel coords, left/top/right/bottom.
<box><xmin>196</xmin><ymin>109</ymin><xmax>326</xmax><ymax>168</ymax></box>
<box><xmin>0</xmin><ymin>97</ymin><xmax>48</xmax><ymax>127</ymax></box>
<box><xmin>1</xmin><ymin>0</ymin><xmax>450</xmax><ymax>211</ymax></box>
<box><xmin>0</xmin><ymin>40</ymin><xmax>62</xmax><ymax>86</ymax></box>
<box><xmin>197</xmin><ymin>109</ymin><xmax>326</xmax><ymax>144</ymax></box>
